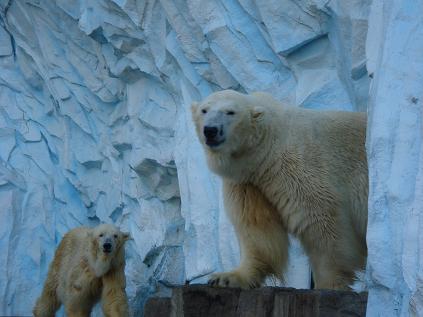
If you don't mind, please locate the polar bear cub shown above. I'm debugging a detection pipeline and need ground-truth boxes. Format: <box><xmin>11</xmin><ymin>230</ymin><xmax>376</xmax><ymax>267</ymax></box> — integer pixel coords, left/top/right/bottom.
<box><xmin>33</xmin><ymin>224</ymin><xmax>130</xmax><ymax>317</ymax></box>
<box><xmin>192</xmin><ymin>90</ymin><xmax>368</xmax><ymax>290</ymax></box>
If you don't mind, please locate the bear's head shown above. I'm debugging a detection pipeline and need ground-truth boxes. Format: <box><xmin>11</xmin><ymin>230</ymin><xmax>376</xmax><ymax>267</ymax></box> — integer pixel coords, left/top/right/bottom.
<box><xmin>191</xmin><ymin>90</ymin><xmax>266</xmax><ymax>179</ymax></box>
<box><xmin>90</xmin><ymin>224</ymin><xmax>130</xmax><ymax>258</ymax></box>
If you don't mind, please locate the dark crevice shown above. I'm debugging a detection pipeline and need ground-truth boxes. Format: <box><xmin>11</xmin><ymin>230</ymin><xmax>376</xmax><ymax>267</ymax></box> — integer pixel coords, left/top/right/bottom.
<box><xmin>0</xmin><ymin>0</ymin><xmax>16</xmax><ymax>59</ymax></box>
<box><xmin>3</xmin><ymin>0</ymin><xmax>12</xmax><ymax>13</ymax></box>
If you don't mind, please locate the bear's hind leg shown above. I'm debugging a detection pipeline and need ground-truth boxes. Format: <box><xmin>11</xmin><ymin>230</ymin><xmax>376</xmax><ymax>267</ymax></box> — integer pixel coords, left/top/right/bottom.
<box><xmin>208</xmin><ymin>182</ymin><xmax>289</xmax><ymax>289</ymax></box>
<box><xmin>307</xmin><ymin>244</ymin><xmax>356</xmax><ymax>290</ymax></box>
<box><xmin>304</xmin><ymin>217</ymin><xmax>365</xmax><ymax>290</ymax></box>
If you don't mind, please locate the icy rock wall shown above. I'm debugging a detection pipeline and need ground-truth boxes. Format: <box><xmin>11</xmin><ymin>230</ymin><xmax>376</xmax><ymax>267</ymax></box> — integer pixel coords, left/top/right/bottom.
<box><xmin>365</xmin><ymin>1</ymin><xmax>423</xmax><ymax>316</ymax></box>
<box><xmin>0</xmin><ymin>0</ymin><xmax>370</xmax><ymax>315</ymax></box>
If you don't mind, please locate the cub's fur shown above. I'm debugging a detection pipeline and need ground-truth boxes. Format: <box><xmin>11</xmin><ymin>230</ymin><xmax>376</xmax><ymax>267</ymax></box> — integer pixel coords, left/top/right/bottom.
<box><xmin>33</xmin><ymin>224</ymin><xmax>130</xmax><ymax>317</ymax></box>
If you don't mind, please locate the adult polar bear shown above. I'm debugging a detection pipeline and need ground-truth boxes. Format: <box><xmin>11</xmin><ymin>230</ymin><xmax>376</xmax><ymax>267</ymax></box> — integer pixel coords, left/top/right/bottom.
<box><xmin>191</xmin><ymin>90</ymin><xmax>368</xmax><ymax>290</ymax></box>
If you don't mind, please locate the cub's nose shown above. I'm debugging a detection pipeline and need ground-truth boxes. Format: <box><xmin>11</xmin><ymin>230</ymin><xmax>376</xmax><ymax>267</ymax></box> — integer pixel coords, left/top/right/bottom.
<box><xmin>103</xmin><ymin>242</ymin><xmax>112</xmax><ymax>252</ymax></box>
<box><xmin>203</xmin><ymin>126</ymin><xmax>218</xmax><ymax>139</ymax></box>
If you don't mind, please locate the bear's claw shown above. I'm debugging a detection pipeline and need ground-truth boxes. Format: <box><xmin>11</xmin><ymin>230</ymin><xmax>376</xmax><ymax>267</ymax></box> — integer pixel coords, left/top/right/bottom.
<box><xmin>207</xmin><ymin>271</ymin><xmax>256</xmax><ymax>289</ymax></box>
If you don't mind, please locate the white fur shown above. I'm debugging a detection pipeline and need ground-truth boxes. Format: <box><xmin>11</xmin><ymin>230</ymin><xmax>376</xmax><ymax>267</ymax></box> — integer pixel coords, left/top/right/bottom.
<box><xmin>192</xmin><ymin>90</ymin><xmax>368</xmax><ymax>290</ymax></box>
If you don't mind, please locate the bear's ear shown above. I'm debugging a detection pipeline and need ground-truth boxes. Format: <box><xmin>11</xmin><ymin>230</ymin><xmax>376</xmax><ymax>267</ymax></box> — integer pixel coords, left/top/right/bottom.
<box><xmin>251</xmin><ymin>106</ymin><xmax>264</xmax><ymax>120</ymax></box>
<box><xmin>191</xmin><ymin>101</ymin><xmax>199</xmax><ymax>115</ymax></box>
<box><xmin>121</xmin><ymin>232</ymin><xmax>131</xmax><ymax>242</ymax></box>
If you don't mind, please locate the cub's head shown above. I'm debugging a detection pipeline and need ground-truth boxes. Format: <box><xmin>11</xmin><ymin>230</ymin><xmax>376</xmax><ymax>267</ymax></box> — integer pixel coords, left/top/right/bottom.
<box><xmin>90</xmin><ymin>224</ymin><xmax>130</xmax><ymax>257</ymax></box>
<box><xmin>191</xmin><ymin>90</ymin><xmax>264</xmax><ymax>155</ymax></box>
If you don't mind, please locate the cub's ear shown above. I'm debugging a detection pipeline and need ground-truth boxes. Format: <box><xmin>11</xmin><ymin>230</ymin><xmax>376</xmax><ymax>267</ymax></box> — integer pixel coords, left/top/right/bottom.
<box><xmin>191</xmin><ymin>101</ymin><xmax>199</xmax><ymax>114</ymax></box>
<box><xmin>121</xmin><ymin>232</ymin><xmax>131</xmax><ymax>242</ymax></box>
<box><xmin>251</xmin><ymin>106</ymin><xmax>264</xmax><ymax>119</ymax></box>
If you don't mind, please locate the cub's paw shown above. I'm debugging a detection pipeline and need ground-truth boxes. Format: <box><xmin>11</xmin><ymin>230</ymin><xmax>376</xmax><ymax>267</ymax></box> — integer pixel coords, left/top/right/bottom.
<box><xmin>207</xmin><ymin>271</ymin><xmax>259</xmax><ymax>289</ymax></box>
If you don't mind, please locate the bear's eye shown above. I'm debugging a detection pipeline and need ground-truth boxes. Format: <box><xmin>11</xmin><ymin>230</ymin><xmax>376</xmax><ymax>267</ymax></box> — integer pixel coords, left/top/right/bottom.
<box><xmin>114</xmin><ymin>234</ymin><xmax>118</xmax><ymax>239</ymax></box>
<box><xmin>99</xmin><ymin>234</ymin><xmax>104</xmax><ymax>237</ymax></box>
<box><xmin>226</xmin><ymin>111</ymin><xmax>235</xmax><ymax>115</ymax></box>
<box><xmin>201</xmin><ymin>109</ymin><xmax>207</xmax><ymax>114</ymax></box>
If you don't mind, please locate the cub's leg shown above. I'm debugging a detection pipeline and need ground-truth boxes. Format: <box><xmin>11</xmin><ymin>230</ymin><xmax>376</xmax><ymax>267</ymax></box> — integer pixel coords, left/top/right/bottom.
<box><xmin>64</xmin><ymin>292</ymin><xmax>93</xmax><ymax>317</ymax></box>
<box><xmin>33</xmin><ymin>244</ymin><xmax>64</xmax><ymax>317</ymax></box>
<box><xmin>33</xmin><ymin>271</ymin><xmax>61</xmax><ymax>317</ymax></box>
<box><xmin>64</xmin><ymin>296</ymin><xmax>92</xmax><ymax>317</ymax></box>
<box><xmin>101</xmin><ymin>269</ymin><xmax>129</xmax><ymax>317</ymax></box>
<box><xmin>208</xmin><ymin>182</ymin><xmax>288</xmax><ymax>289</ymax></box>
<box><xmin>63</xmin><ymin>281</ymin><xmax>94</xmax><ymax>317</ymax></box>
<box><xmin>64</xmin><ymin>308</ymin><xmax>91</xmax><ymax>317</ymax></box>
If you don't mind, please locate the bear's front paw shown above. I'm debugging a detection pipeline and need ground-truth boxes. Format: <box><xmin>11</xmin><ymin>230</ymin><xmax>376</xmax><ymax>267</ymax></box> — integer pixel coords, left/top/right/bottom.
<box><xmin>207</xmin><ymin>271</ymin><xmax>259</xmax><ymax>289</ymax></box>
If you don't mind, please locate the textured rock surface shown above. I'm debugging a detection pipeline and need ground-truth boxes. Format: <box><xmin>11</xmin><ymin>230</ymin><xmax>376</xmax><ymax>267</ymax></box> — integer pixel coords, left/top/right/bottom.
<box><xmin>0</xmin><ymin>0</ymin><xmax>391</xmax><ymax>316</ymax></box>
<box><xmin>144</xmin><ymin>285</ymin><xmax>368</xmax><ymax>317</ymax></box>
<box><xmin>365</xmin><ymin>1</ymin><xmax>423</xmax><ymax>316</ymax></box>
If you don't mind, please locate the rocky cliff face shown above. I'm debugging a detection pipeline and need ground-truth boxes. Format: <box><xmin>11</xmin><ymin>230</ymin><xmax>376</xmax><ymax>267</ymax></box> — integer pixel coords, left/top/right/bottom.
<box><xmin>0</xmin><ymin>1</ymin><xmax>420</xmax><ymax>316</ymax></box>
<box><xmin>365</xmin><ymin>1</ymin><xmax>423</xmax><ymax>316</ymax></box>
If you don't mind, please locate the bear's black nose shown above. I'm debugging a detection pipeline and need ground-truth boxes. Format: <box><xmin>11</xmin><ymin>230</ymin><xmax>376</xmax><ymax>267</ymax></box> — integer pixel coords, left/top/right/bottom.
<box><xmin>204</xmin><ymin>126</ymin><xmax>218</xmax><ymax>139</ymax></box>
<box><xmin>103</xmin><ymin>242</ymin><xmax>112</xmax><ymax>252</ymax></box>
